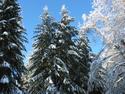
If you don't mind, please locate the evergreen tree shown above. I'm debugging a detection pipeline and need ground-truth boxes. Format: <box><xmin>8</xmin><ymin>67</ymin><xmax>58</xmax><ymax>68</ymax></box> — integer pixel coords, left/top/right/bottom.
<box><xmin>0</xmin><ymin>0</ymin><xmax>26</xmax><ymax>93</ymax></box>
<box><xmin>28</xmin><ymin>5</ymin><xmax>90</xmax><ymax>94</ymax></box>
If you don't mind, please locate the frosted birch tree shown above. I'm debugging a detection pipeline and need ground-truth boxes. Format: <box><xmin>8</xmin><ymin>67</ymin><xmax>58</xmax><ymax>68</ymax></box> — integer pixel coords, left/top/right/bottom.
<box><xmin>82</xmin><ymin>0</ymin><xmax>125</xmax><ymax>94</ymax></box>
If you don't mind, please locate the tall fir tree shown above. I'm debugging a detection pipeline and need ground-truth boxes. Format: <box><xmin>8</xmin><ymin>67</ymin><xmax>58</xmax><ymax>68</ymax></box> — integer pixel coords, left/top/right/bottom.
<box><xmin>28</xmin><ymin>5</ymin><xmax>90</xmax><ymax>94</ymax></box>
<box><xmin>0</xmin><ymin>0</ymin><xmax>27</xmax><ymax>93</ymax></box>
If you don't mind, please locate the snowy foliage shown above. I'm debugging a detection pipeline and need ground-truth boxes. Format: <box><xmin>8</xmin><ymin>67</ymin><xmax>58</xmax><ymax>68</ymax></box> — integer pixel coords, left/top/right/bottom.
<box><xmin>68</xmin><ymin>50</ymin><xmax>81</xmax><ymax>58</ymax></box>
<box><xmin>49</xmin><ymin>44</ymin><xmax>56</xmax><ymax>49</ymax></box>
<box><xmin>5</xmin><ymin>6</ymin><xmax>13</xmax><ymax>11</ymax></box>
<box><xmin>0</xmin><ymin>0</ymin><xmax>5</xmax><ymax>6</ymax></box>
<box><xmin>1</xmin><ymin>61</ymin><xmax>10</xmax><ymax>68</ymax></box>
<box><xmin>0</xmin><ymin>75</ymin><xmax>9</xmax><ymax>84</ymax></box>
<box><xmin>61</xmin><ymin>5</ymin><xmax>74</xmax><ymax>25</ymax></box>
<box><xmin>41</xmin><ymin>6</ymin><xmax>49</xmax><ymax>20</ymax></box>
<box><xmin>28</xmin><ymin>5</ymin><xmax>90</xmax><ymax>94</ymax></box>
<box><xmin>82</xmin><ymin>0</ymin><xmax>125</xmax><ymax>93</ymax></box>
<box><xmin>9</xmin><ymin>43</ymin><xmax>18</xmax><ymax>48</ymax></box>
<box><xmin>2</xmin><ymin>31</ymin><xmax>9</xmax><ymax>36</ymax></box>
<box><xmin>43</xmin><ymin>5</ymin><xmax>48</xmax><ymax>13</ymax></box>
<box><xmin>0</xmin><ymin>0</ymin><xmax>26</xmax><ymax>93</ymax></box>
<box><xmin>82</xmin><ymin>0</ymin><xmax>125</xmax><ymax>45</ymax></box>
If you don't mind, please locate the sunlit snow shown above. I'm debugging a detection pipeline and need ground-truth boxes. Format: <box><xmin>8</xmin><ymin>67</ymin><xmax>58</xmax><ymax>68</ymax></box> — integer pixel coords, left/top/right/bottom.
<box><xmin>49</xmin><ymin>44</ymin><xmax>56</xmax><ymax>49</ymax></box>
<box><xmin>2</xmin><ymin>61</ymin><xmax>10</xmax><ymax>68</ymax></box>
<box><xmin>3</xmin><ymin>31</ymin><xmax>9</xmax><ymax>36</ymax></box>
<box><xmin>0</xmin><ymin>75</ymin><xmax>9</xmax><ymax>84</ymax></box>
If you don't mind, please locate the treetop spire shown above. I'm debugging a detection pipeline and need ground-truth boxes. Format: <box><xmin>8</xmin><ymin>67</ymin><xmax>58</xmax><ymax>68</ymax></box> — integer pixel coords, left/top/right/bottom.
<box><xmin>41</xmin><ymin>5</ymin><xmax>50</xmax><ymax>20</ymax></box>
<box><xmin>43</xmin><ymin>5</ymin><xmax>48</xmax><ymax>14</ymax></box>
<box><xmin>61</xmin><ymin>4</ymin><xmax>74</xmax><ymax>25</ymax></box>
<box><xmin>61</xmin><ymin>4</ymin><xmax>68</xmax><ymax>16</ymax></box>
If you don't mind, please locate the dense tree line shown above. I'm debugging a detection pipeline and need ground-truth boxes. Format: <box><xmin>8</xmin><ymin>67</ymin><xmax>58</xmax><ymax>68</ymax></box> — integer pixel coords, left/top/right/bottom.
<box><xmin>0</xmin><ymin>0</ymin><xmax>91</xmax><ymax>94</ymax></box>
<box><xmin>1</xmin><ymin>0</ymin><xmax>125</xmax><ymax>94</ymax></box>
<box><xmin>28</xmin><ymin>5</ymin><xmax>91</xmax><ymax>94</ymax></box>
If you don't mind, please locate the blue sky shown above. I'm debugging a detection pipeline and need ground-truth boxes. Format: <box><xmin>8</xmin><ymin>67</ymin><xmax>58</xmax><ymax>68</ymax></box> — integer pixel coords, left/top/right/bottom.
<box><xmin>18</xmin><ymin>0</ymin><xmax>103</xmax><ymax>63</ymax></box>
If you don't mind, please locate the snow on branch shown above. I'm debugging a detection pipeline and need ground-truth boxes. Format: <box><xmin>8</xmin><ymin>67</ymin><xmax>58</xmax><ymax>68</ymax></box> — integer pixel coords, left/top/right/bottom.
<box><xmin>82</xmin><ymin>0</ymin><xmax>125</xmax><ymax>45</ymax></box>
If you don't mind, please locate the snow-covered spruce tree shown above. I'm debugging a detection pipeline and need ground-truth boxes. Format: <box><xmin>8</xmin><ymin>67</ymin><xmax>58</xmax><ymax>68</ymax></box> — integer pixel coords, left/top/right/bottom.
<box><xmin>28</xmin><ymin>5</ymin><xmax>90</xmax><ymax>94</ymax></box>
<box><xmin>0</xmin><ymin>0</ymin><xmax>27</xmax><ymax>93</ymax></box>
<box><xmin>82</xmin><ymin>0</ymin><xmax>125</xmax><ymax>94</ymax></box>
